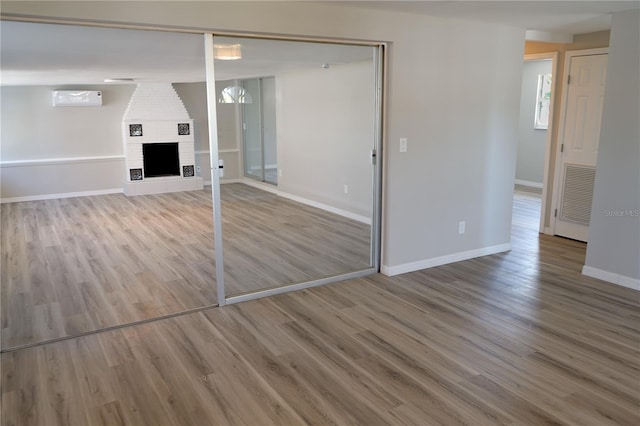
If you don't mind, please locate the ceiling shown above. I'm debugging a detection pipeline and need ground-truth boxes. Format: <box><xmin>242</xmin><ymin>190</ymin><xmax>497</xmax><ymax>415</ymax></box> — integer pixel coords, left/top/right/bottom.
<box><xmin>0</xmin><ymin>21</ymin><xmax>373</xmax><ymax>86</ymax></box>
<box><xmin>1</xmin><ymin>1</ymin><xmax>638</xmax><ymax>86</ymax></box>
<box><xmin>341</xmin><ymin>1</ymin><xmax>640</xmax><ymax>36</ymax></box>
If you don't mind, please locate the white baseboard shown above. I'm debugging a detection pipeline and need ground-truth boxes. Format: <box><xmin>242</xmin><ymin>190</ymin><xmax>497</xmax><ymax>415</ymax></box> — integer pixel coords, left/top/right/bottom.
<box><xmin>582</xmin><ymin>265</ymin><xmax>640</xmax><ymax>291</ymax></box>
<box><xmin>515</xmin><ymin>179</ymin><xmax>543</xmax><ymax>189</ymax></box>
<box><xmin>381</xmin><ymin>243</ymin><xmax>512</xmax><ymax>276</ymax></box>
<box><xmin>219</xmin><ymin>179</ymin><xmax>241</xmax><ymax>185</ymax></box>
<box><xmin>240</xmin><ymin>178</ymin><xmax>371</xmax><ymax>225</ymax></box>
<box><xmin>278</xmin><ymin>192</ymin><xmax>371</xmax><ymax>225</ymax></box>
<box><xmin>241</xmin><ymin>178</ymin><xmax>279</xmax><ymax>194</ymax></box>
<box><xmin>203</xmin><ymin>179</ymin><xmax>242</xmax><ymax>186</ymax></box>
<box><xmin>1</xmin><ymin>188</ymin><xmax>123</xmax><ymax>204</ymax></box>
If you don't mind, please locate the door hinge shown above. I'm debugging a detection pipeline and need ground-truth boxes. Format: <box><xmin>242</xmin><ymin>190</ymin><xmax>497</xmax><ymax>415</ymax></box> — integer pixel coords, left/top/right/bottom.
<box><xmin>567</xmin><ymin>75</ymin><xmax>571</xmax><ymax>84</ymax></box>
<box><xmin>370</xmin><ymin>149</ymin><xmax>377</xmax><ymax>165</ymax></box>
<box><xmin>561</xmin><ymin>144</ymin><xmax>564</xmax><ymax>153</ymax></box>
<box><xmin>555</xmin><ymin>208</ymin><xmax>558</xmax><ymax>217</ymax></box>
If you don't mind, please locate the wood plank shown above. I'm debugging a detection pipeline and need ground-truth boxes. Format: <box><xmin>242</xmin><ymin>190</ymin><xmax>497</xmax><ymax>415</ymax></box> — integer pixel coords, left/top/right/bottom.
<box><xmin>1</xmin><ymin>189</ymin><xmax>639</xmax><ymax>425</ymax></box>
<box><xmin>1</xmin><ymin>184</ymin><xmax>370</xmax><ymax>348</ymax></box>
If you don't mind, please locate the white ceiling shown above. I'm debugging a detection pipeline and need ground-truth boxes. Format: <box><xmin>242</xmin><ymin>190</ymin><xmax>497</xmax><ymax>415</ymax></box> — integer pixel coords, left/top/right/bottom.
<box><xmin>0</xmin><ymin>21</ymin><xmax>373</xmax><ymax>86</ymax></box>
<box><xmin>1</xmin><ymin>1</ymin><xmax>638</xmax><ymax>86</ymax></box>
<box><xmin>341</xmin><ymin>1</ymin><xmax>639</xmax><ymax>36</ymax></box>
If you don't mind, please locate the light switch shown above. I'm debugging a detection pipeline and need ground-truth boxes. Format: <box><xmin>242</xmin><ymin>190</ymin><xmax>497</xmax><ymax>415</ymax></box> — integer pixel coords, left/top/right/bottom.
<box><xmin>399</xmin><ymin>138</ymin><xmax>408</xmax><ymax>153</ymax></box>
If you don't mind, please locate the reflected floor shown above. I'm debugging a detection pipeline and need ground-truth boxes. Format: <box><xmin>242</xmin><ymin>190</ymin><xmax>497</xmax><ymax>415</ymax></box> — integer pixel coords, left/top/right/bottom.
<box><xmin>0</xmin><ymin>183</ymin><xmax>370</xmax><ymax>349</ymax></box>
<box><xmin>221</xmin><ymin>184</ymin><xmax>371</xmax><ymax>297</ymax></box>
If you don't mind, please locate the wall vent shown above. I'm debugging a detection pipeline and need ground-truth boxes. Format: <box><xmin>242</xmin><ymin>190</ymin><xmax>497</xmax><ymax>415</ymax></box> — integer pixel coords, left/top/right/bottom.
<box><xmin>560</xmin><ymin>164</ymin><xmax>596</xmax><ymax>225</ymax></box>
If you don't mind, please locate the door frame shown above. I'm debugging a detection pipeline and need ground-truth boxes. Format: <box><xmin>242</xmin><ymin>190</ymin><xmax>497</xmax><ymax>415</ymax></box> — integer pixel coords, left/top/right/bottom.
<box><xmin>522</xmin><ymin>52</ymin><xmax>558</xmax><ymax>234</ymax></box>
<box><xmin>241</xmin><ymin>77</ymin><xmax>266</xmax><ymax>182</ymax></box>
<box><xmin>205</xmin><ymin>34</ymin><xmax>386</xmax><ymax>307</ymax></box>
<box><xmin>550</xmin><ymin>47</ymin><xmax>608</xmax><ymax>236</ymax></box>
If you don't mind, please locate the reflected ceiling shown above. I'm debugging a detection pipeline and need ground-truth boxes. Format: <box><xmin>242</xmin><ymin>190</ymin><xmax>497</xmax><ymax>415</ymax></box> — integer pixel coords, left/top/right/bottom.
<box><xmin>0</xmin><ymin>21</ymin><xmax>373</xmax><ymax>86</ymax></box>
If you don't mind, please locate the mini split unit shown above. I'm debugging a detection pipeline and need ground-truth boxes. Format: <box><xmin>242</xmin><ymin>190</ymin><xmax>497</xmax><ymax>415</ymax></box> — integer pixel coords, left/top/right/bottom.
<box><xmin>52</xmin><ymin>90</ymin><xmax>102</xmax><ymax>107</ymax></box>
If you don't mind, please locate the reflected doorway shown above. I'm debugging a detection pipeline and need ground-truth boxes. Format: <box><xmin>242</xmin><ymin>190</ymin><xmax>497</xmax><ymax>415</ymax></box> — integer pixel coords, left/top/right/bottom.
<box><xmin>241</xmin><ymin>77</ymin><xmax>278</xmax><ymax>185</ymax></box>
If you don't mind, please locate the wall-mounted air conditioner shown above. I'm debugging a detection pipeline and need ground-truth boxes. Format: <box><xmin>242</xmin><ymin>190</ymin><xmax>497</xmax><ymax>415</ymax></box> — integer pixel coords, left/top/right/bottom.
<box><xmin>52</xmin><ymin>90</ymin><xmax>102</xmax><ymax>107</ymax></box>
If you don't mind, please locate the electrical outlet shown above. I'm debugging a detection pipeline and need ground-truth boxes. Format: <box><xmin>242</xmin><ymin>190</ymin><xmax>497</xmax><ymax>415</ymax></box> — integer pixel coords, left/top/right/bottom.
<box><xmin>459</xmin><ymin>221</ymin><xmax>466</xmax><ymax>235</ymax></box>
<box><xmin>343</xmin><ymin>184</ymin><xmax>349</xmax><ymax>194</ymax></box>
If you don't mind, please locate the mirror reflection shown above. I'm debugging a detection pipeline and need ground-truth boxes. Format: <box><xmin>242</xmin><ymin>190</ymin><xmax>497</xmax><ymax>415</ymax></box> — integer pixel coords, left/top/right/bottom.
<box><xmin>213</xmin><ymin>36</ymin><xmax>376</xmax><ymax>297</ymax></box>
<box><xmin>0</xmin><ymin>21</ymin><xmax>216</xmax><ymax>349</ymax></box>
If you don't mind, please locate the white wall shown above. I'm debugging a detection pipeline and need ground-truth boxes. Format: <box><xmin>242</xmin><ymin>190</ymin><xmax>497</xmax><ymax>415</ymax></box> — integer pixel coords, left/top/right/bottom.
<box><xmin>276</xmin><ymin>60</ymin><xmax>374</xmax><ymax>218</ymax></box>
<box><xmin>1</xmin><ymin>1</ymin><xmax>526</xmax><ymax>274</ymax></box>
<box><xmin>175</xmin><ymin>81</ymin><xmax>242</xmax><ymax>182</ymax></box>
<box><xmin>517</xmin><ymin>60</ymin><xmax>551</xmax><ymax>186</ymax></box>
<box><xmin>0</xmin><ymin>84</ymin><xmax>133</xmax><ymax>199</ymax></box>
<box><xmin>584</xmin><ymin>10</ymin><xmax>640</xmax><ymax>288</ymax></box>
<box><xmin>1</xmin><ymin>85</ymin><xmax>133</xmax><ymax>160</ymax></box>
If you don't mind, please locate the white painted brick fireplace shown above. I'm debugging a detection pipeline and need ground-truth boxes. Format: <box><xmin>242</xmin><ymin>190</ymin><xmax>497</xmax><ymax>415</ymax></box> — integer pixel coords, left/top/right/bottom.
<box><xmin>122</xmin><ymin>83</ymin><xmax>203</xmax><ymax>196</ymax></box>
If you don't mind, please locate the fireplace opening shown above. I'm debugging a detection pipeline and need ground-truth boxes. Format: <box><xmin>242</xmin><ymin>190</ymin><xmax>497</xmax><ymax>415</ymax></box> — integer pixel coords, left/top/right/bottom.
<box><xmin>143</xmin><ymin>142</ymin><xmax>180</xmax><ymax>178</ymax></box>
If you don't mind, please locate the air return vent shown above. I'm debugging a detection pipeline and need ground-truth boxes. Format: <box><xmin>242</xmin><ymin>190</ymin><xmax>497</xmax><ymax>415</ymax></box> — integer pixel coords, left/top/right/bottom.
<box><xmin>560</xmin><ymin>164</ymin><xmax>596</xmax><ymax>226</ymax></box>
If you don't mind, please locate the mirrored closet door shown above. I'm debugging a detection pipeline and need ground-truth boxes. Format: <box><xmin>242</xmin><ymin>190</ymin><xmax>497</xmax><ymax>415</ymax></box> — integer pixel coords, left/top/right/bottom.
<box><xmin>209</xmin><ymin>35</ymin><xmax>383</xmax><ymax>303</ymax></box>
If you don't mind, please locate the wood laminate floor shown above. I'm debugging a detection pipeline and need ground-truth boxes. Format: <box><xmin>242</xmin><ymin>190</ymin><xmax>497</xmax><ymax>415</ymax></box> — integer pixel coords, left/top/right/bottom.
<box><xmin>1</xmin><ymin>191</ymin><xmax>639</xmax><ymax>425</ymax></box>
<box><xmin>0</xmin><ymin>184</ymin><xmax>371</xmax><ymax>348</ymax></box>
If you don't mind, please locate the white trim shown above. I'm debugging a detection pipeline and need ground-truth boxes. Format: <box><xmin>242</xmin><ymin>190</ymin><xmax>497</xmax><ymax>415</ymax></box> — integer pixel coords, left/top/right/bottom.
<box><xmin>582</xmin><ymin>266</ymin><xmax>640</xmax><ymax>291</ymax></box>
<box><xmin>204</xmin><ymin>33</ymin><xmax>226</xmax><ymax>307</ymax></box>
<box><xmin>543</xmin><ymin>227</ymin><xmax>554</xmax><ymax>235</ymax></box>
<box><xmin>1</xmin><ymin>188</ymin><xmax>123</xmax><ymax>204</ymax></box>
<box><xmin>241</xmin><ymin>178</ymin><xmax>278</xmax><ymax>193</ymax></box>
<box><xmin>0</xmin><ymin>155</ymin><xmax>124</xmax><ymax>168</ymax></box>
<box><xmin>515</xmin><ymin>179</ymin><xmax>543</xmax><ymax>189</ymax></box>
<box><xmin>241</xmin><ymin>178</ymin><xmax>371</xmax><ymax>225</ymax></box>
<box><xmin>226</xmin><ymin>268</ymin><xmax>376</xmax><ymax>305</ymax></box>
<box><xmin>195</xmin><ymin>149</ymin><xmax>239</xmax><ymax>155</ymax></box>
<box><xmin>381</xmin><ymin>243</ymin><xmax>512</xmax><ymax>276</ymax></box>
<box><xmin>523</xmin><ymin>53</ymin><xmax>556</xmax><ymax>62</ymax></box>
<box><xmin>279</xmin><ymin>192</ymin><xmax>371</xmax><ymax>225</ymax></box>
<box><xmin>525</xmin><ymin>52</ymin><xmax>558</xmax><ymax>234</ymax></box>
<box><xmin>203</xmin><ymin>179</ymin><xmax>244</xmax><ymax>186</ymax></box>
<box><xmin>568</xmin><ymin>47</ymin><xmax>609</xmax><ymax>58</ymax></box>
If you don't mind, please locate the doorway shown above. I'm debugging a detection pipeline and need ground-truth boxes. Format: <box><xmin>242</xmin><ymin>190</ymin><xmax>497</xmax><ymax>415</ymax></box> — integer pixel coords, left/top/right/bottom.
<box><xmin>241</xmin><ymin>77</ymin><xmax>278</xmax><ymax>185</ymax></box>
<box><xmin>515</xmin><ymin>53</ymin><xmax>558</xmax><ymax>235</ymax></box>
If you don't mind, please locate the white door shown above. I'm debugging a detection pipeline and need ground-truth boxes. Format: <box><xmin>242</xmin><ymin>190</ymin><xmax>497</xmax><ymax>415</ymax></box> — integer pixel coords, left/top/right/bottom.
<box><xmin>554</xmin><ymin>52</ymin><xmax>607</xmax><ymax>242</ymax></box>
